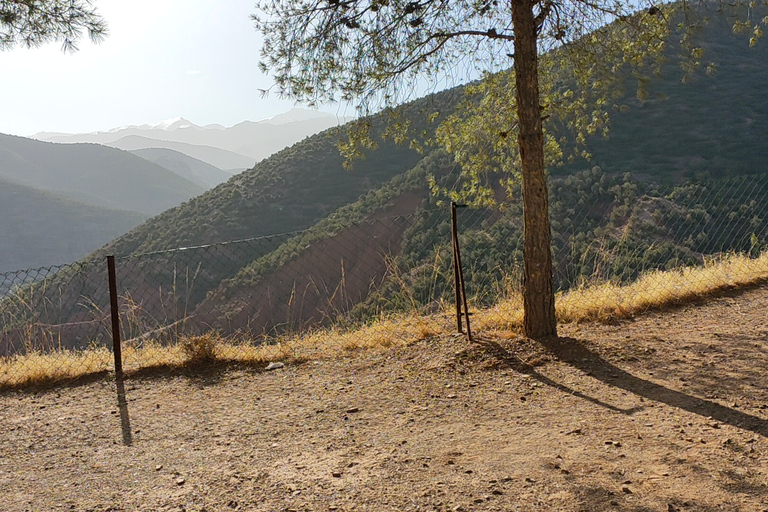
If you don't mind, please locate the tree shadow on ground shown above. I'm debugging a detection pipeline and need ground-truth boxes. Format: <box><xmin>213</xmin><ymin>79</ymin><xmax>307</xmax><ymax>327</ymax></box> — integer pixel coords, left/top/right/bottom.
<box><xmin>480</xmin><ymin>336</ymin><xmax>768</xmax><ymax>437</ymax></box>
<box><xmin>471</xmin><ymin>336</ymin><xmax>644</xmax><ymax>415</ymax></box>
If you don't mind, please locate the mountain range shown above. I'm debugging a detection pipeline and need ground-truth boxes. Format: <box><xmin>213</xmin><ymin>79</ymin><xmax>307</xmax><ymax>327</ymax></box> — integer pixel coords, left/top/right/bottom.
<box><xmin>0</xmin><ymin>109</ymin><xmax>352</xmax><ymax>272</ymax></box>
<box><xmin>34</xmin><ymin>108</ymin><xmax>353</xmax><ymax>173</ymax></box>
<box><xmin>0</xmin><ymin>133</ymin><xmax>205</xmax><ymax>215</ymax></box>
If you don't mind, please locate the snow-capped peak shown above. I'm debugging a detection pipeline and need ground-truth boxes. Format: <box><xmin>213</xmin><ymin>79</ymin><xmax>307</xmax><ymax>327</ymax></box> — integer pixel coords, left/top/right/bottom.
<box><xmin>107</xmin><ymin>117</ymin><xmax>198</xmax><ymax>133</ymax></box>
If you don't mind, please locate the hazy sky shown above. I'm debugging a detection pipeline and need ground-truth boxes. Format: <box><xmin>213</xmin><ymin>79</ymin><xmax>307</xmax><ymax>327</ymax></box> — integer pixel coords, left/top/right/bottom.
<box><xmin>0</xmin><ymin>0</ymin><xmax>354</xmax><ymax>136</ymax></box>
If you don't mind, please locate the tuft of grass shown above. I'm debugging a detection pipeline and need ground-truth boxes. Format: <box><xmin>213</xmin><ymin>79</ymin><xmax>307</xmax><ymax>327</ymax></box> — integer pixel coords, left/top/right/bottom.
<box><xmin>180</xmin><ymin>333</ymin><xmax>219</xmax><ymax>365</ymax></box>
<box><xmin>2</xmin><ymin>250</ymin><xmax>768</xmax><ymax>389</ymax></box>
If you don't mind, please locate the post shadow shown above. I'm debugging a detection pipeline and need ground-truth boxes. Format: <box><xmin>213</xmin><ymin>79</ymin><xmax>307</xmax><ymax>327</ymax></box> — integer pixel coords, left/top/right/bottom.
<box><xmin>115</xmin><ymin>376</ymin><xmax>133</xmax><ymax>446</ymax></box>
<box><xmin>535</xmin><ymin>336</ymin><xmax>768</xmax><ymax>437</ymax></box>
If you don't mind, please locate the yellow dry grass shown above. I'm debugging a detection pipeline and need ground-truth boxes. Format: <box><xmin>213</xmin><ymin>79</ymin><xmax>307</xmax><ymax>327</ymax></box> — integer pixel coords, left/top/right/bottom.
<box><xmin>475</xmin><ymin>250</ymin><xmax>768</xmax><ymax>330</ymax></box>
<box><xmin>0</xmin><ymin>347</ymin><xmax>112</xmax><ymax>389</ymax></box>
<box><xmin>2</xmin><ymin>251</ymin><xmax>767</xmax><ymax>390</ymax></box>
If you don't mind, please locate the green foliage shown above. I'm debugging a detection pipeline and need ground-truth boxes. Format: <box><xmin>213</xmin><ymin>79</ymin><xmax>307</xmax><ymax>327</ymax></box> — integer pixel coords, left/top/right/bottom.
<box><xmin>0</xmin><ymin>0</ymin><xmax>107</xmax><ymax>52</ymax></box>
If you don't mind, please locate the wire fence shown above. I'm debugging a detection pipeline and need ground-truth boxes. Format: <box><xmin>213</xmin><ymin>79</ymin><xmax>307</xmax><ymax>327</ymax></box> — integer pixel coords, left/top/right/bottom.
<box><xmin>1</xmin><ymin>168</ymin><xmax>767</xmax><ymax>387</ymax></box>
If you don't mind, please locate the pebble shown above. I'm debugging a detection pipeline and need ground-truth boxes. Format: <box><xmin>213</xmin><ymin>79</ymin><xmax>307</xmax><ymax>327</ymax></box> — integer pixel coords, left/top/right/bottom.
<box><xmin>265</xmin><ymin>362</ymin><xmax>285</xmax><ymax>371</ymax></box>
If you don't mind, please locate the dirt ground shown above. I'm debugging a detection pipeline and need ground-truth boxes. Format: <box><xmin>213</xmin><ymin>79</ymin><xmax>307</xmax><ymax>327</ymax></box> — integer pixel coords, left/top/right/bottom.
<box><xmin>2</xmin><ymin>286</ymin><xmax>768</xmax><ymax>511</ymax></box>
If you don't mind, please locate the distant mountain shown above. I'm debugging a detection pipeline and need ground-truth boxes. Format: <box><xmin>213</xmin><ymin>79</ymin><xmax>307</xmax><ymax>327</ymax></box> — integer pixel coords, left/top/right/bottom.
<box><xmin>0</xmin><ymin>133</ymin><xmax>204</xmax><ymax>215</ymax></box>
<box><xmin>260</xmin><ymin>108</ymin><xmax>350</xmax><ymax>125</ymax></box>
<box><xmin>128</xmin><ymin>148</ymin><xmax>233</xmax><ymax>189</ymax></box>
<box><xmin>0</xmin><ymin>178</ymin><xmax>147</xmax><ymax>273</ymax></box>
<box><xmin>108</xmin><ymin>135</ymin><xmax>255</xmax><ymax>172</ymax></box>
<box><xmin>32</xmin><ymin>108</ymin><xmax>352</xmax><ymax>171</ymax></box>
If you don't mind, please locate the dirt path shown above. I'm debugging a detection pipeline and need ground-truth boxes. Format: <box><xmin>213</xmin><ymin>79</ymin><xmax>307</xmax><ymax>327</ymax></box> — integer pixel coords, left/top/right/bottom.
<box><xmin>2</xmin><ymin>288</ymin><xmax>768</xmax><ymax>511</ymax></box>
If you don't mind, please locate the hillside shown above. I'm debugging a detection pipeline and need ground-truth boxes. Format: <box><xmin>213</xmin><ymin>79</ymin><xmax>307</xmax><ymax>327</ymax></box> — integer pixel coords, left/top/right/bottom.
<box><xmin>96</xmin><ymin>90</ymin><xmax>460</xmax><ymax>256</ymax></box>
<box><xmin>559</xmin><ymin>3</ymin><xmax>768</xmax><ymax>183</ymax></box>
<box><xmin>108</xmin><ymin>135</ymin><xmax>255</xmax><ymax>172</ymax></box>
<box><xmin>0</xmin><ymin>134</ymin><xmax>204</xmax><ymax>215</ymax></box>
<box><xmin>128</xmin><ymin>148</ymin><xmax>233</xmax><ymax>189</ymax></box>
<box><xmin>3</xmin><ymin>287</ymin><xmax>768</xmax><ymax>510</ymax></box>
<box><xmin>0</xmin><ymin>179</ymin><xmax>148</xmax><ymax>273</ymax></box>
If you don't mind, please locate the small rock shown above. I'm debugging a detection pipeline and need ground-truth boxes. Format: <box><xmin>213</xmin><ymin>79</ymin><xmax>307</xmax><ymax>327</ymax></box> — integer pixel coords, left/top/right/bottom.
<box><xmin>345</xmin><ymin>407</ymin><xmax>360</xmax><ymax>414</ymax></box>
<box><xmin>621</xmin><ymin>486</ymin><xmax>632</xmax><ymax>494</ymax></box>
<box><xmin>265</xmin><ymin>362</ymin><xmax>285</xmax><ymax>371</ymax></box>
<box><xmin>331</xmin><ymin>471</ymin><xmax>342</xmax><ymax>478</ymax></box>
<box><xmin>155</xmin><ymin>464</ymin><xmax>163</xmax><ymax>471</ymax></box>
<box><xmin>175</xmin><ymin>477</ymin><xmax>186</xmax><ymax>485</ymax></box>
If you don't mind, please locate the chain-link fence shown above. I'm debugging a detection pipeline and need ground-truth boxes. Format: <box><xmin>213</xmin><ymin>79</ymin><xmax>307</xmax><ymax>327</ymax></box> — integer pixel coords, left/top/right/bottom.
<box><xmin>1</xmin><ymin>169</ymin><xmax>767</xmax><ymax>387</ymax></box>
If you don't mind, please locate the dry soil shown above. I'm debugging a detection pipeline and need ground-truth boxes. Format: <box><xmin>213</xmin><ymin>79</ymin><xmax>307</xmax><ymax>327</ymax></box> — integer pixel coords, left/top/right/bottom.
<box><xmin>2</xmin><ymin>287</ymin><xmax>768</xmax><ymax>511</ymax></box>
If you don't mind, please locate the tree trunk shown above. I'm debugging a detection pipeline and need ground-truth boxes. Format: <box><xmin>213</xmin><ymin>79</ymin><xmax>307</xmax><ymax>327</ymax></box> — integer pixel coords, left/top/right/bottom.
<box><xmin>510</xmin><ymin>0</ymin><xmax>557</xmax><ymax>338</ymax></box>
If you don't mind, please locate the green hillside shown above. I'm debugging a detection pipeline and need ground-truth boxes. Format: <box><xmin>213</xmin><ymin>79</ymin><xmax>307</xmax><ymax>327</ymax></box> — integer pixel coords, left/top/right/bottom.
<box><xmin>0</xmin><ymin>134</ymin><xmax>205</xmax><ymax>215</ymax></box>
<box><xmin>98</xmin><ymin>90</ymin><xmax>463</xmax><ymax>256</ymax></box>
<box><xmin>0</xmin><ymin>179</ymin><xmax>148</xmax><ymax>273</ymax></box>
<box><xmin>129</xmin><ymin>148</ymin><xmax>233</xmax><ymax>189</ymax></box>
<box><xmin>559</xmin><ymin>4</ymin><xmax>768</xmax><ymax>182</ymax></box>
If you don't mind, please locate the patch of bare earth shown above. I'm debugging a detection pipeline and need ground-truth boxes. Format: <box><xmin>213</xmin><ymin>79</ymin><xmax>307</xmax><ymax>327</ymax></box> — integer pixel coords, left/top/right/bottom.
<box><xmin>2</xmin><ymin>288</ymin><xmax>768</xmax><ymax>511</ymax></box>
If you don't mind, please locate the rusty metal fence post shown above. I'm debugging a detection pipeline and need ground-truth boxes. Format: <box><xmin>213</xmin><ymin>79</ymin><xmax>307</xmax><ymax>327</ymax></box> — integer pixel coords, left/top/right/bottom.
<box><xmin>451</xmin><ymin>202</ymin><xmax>472</xmax><ymax>341</ymax></box>
<box><xmin>107</xmin><ymin>255</ymin><xmax>123</xmax><ymax>377</ymax></box>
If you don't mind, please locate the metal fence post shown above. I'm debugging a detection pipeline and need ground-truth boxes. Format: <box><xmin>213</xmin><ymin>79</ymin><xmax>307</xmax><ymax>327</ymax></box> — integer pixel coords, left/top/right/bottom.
<box><xmin>451</xmin><ymin>203</ymin><xmax>473</xmax><ymax>342</ymax></box>
<box><xmin>451</xmin><ymin>203</ymin><xmax>463</xmax><ymax>334</ymax></box>
<box><xmin>107</xmin><ymin>255</ymin><xmax>123</xmax><ymax>377</ymax></box>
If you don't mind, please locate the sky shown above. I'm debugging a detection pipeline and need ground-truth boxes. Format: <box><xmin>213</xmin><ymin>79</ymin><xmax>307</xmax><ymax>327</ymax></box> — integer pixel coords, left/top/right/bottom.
<box><xmin>0</xmin><ymin>0</ymin><xmax>355</xmax><ymax>136</ymax></box>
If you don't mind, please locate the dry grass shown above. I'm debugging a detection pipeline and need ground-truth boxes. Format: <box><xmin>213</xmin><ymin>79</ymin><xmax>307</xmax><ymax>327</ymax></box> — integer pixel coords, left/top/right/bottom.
<box><xmin>475</xmin><ymin>250</ymin><xmax>768</xmax><ymax>330</ymax></box>
<box><xmin>2</xmin><ymin>251</ymin><xmax>767</xmax><ymax>390</ymax></box>
<box><xmin>0</xmin><ymin>347</ymin><xmax>112</xmax><ymax>389</ymax></box>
